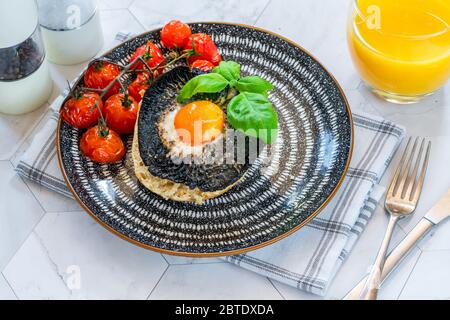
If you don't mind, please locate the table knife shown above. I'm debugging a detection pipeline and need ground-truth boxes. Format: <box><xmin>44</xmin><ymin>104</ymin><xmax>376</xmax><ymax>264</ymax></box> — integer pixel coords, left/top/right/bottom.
<box><xmin>343</xmin><ymin>188</ymin><xmax>450</xmax><ymax>300</ymax></box>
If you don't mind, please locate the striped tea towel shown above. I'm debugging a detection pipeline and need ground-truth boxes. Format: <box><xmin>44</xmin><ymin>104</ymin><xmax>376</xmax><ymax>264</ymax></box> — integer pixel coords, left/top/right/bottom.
<box><xmin>14</xmin><ymin>33</ymin><xmax>405</xmax><ymax>297</ymax></box>
<box><xmin>224</xmin><ymin>114</ymin><xmax>404</xmax><ymax>295</ymax></box>
<box><xmin>15</xmin><ymin>101</ymin><xmax>405</xmax><ymax>296</ymax></box>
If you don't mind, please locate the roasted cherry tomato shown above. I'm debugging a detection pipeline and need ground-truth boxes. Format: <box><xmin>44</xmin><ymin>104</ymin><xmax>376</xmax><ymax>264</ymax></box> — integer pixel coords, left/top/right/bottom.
<box><xmin>184</xmin><ymin>33</ymin><xmax>222</xmax><ymax>66</ymax></box>
<box><xmin>61</xmin><ymin>92</ymin><xmax>102</xmax><ymax>129</ymax></box>
<box><xmin>161</xmin><ymin>20</ymin><xmax>192</xmax><ymax>49</ymax></box>
<box><xmin>190</xmin><ymin>59</ymin><xmax>215</xmax><ymax>72</ymax></box>
<box><xmin>84</xmin><ymin>61</ymin><xmax>121</xmax><ymax>99</ymax></box>
<box><xmin>103</xmin><ymin>93</ymin><xmax>139</xmax><ymax>135</ymax></box>
<box><xmin>128</xmin><ymin>72</ymin><xmax>151</xmax><ymax>103</ymax></box>
<box><xmin>129</xmin><ymin>41</ymin><xmax>165</xmax><ymax>74</ymax></box>
<box><xmin>80</xmin><ymin>126</ymin><xmax>126</xmax><ymax>163</ymax></box>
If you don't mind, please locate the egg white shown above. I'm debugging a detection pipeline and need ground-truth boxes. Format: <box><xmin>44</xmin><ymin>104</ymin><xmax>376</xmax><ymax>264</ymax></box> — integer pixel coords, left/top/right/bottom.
<box><xmin>157</xmin><ymin>103</ymin><xmax>229</xmax><ymax>164</ymax></box>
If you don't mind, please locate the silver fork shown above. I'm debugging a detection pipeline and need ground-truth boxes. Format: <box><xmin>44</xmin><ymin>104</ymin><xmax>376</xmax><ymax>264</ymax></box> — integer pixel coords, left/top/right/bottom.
<box><xmin>360</xmin><ymin>137</ymin><xmax>431</xmax><ymax>300</ymax></box>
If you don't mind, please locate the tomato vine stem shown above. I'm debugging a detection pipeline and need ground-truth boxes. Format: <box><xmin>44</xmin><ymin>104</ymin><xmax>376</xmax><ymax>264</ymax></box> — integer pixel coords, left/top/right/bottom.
<box><xmin>66</xmin><ymin>46</ymin><xmax>196</xmax><ymax>138</ymax></box>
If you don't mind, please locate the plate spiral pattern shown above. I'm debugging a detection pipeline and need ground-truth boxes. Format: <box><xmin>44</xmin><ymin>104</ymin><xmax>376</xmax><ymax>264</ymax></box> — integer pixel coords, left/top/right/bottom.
<box><xmin>58</xmin><ymin>23</ymin><xmax>353</xmax><ymax>256</ymax></box>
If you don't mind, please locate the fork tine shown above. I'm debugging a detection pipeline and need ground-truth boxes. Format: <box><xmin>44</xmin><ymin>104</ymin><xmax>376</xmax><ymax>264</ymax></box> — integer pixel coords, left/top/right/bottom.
<box><xmin>395</xmin><ymin>137</ymin><xmax>419</xmax><ymax>196</ymax></box>
<box><xmin>410</xmin><ymin>141</ymin><xmax>431</xmax><ymax>202</ymax></box>
<box><xmin>387</xmin><ymin>137</ymin><xmax>412</xmax><ymax>197</ymax></box>
<box><xmin>403</xmin><ymin>138</ymin><xmax>425</xmax><ymax>199</ymax></box>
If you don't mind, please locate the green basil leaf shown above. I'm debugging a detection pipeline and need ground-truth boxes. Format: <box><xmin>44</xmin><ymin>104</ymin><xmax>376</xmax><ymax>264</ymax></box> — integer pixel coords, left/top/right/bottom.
<box><xmin>212</xmin><ymin>61</ymin><xmax>241</xmax><ymax>82</ymax></box>
<box><xmin>227</xmin><ymin>92</ymin><xmax>278</xmax><ymax>144</ymax></box>
<box><xmin>177</xmin><ymin>73</ymin><xmax>229</xmax><ymax>102</ymax></box>
<box><xmin>235</xmin><ymin>76</ymin><xmax>273</xmax><ymax>94</ymax></box>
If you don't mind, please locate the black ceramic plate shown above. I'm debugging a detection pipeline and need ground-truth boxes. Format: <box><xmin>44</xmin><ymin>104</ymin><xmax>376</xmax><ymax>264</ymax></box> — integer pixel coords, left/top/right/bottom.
<box><xmin>57</xmin><ymin>23</ymin><xmax>353</xmax><ymax>257</ymax></box>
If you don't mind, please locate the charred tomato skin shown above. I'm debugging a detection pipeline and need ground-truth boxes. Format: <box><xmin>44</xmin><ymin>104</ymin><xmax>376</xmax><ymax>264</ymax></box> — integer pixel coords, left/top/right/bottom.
<box><xmin>84</xmin><ymin>62</ymin><xmax>121</xmax><ymax>99</ymax></box>
<box><xmin>129</xmin><ymin>41</ymin><xmax>166</xmax><ymax>74</ymax></box>
<box><xmin>161</xmin><ymin>20</ymin><xmax>192</xmax><ymax>49</ymax></box>
<box><xmin>190</xmin><ymin>59</ymin><xmax>215</xmax><ymax>72</ymax></box>
<box><xmin>104</xmin><ymin>93</ymin><xmax>139</xmax><ymax>135</ymax></box>
<box><xmin>80</xmin><ymin>126</ymin><xmax>126</xmax><ymax>163</ymax></box>
<box><xmin>61</xmin><ymin>92</ymin><xmax>102</xmax><ymax>129</ymax></box>
<box><xmin>184</xmin><ymin>33</ymin><xmax>222</xmax><ymax>66</ymax></box>
<box><xmin>128</xmin><ymin>72</ymin><xmax>151</xmax><ymax>103</ymax></box>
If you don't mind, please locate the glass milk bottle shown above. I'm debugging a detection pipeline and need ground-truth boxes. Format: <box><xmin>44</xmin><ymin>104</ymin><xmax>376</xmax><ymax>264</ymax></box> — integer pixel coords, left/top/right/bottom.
<box><xmin>37</xmin><ymin>0</ymin><xmax>104</xmax><ymax>65</ymax></box>
<box><xmin>0</xmin><ymin>0</ymin><xmax>53</xmax><ymax>115</ymax></box>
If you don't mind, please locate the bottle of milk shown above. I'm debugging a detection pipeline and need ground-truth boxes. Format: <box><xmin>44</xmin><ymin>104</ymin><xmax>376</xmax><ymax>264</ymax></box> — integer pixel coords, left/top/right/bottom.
<box><xmin>37</xmin><ymin>0</ymin><xmax>104</xmax><ymax>65</ymax></box>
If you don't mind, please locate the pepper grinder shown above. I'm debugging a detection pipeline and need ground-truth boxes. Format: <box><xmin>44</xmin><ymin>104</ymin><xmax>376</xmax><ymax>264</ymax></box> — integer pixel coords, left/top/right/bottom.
<box><xmin>0</xmin><ymin>0</ymin><xmax>53</xmax><ymax>115</ymax></box>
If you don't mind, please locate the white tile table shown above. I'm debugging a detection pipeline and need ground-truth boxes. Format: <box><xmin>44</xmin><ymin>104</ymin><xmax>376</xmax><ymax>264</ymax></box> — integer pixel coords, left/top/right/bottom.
<box><xmin>0</xmin><ymin>0</ymin><xmax>449</xmax><ymax>300</ymax></box>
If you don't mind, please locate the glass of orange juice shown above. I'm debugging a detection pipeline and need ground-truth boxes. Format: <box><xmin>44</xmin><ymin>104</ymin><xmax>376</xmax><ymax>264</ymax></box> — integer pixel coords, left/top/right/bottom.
<box><xmin>348</xmin><ymin>0</ymin><xmax>450</xmax><ymax>104</ymax></box>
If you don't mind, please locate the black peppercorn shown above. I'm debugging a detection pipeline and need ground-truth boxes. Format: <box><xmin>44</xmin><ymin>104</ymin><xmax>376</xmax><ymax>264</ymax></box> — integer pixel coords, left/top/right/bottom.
<box><xmin>0</xmin><ymin>37</ymin><xmax>44</xmax><ymax>81</ymax></box>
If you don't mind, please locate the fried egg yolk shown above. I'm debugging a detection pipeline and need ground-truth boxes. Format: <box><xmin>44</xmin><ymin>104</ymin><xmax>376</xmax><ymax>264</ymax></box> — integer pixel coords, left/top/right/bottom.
<box><xmin>174</xmin><ymin>100</ymin><xmax>224</xmax><ymax>145</ymax></box>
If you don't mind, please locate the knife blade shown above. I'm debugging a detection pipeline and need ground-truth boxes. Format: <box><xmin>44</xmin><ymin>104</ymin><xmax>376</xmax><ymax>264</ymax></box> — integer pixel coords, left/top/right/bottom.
<box><xmin>343</xmin><ymin>188</ymin><xmax>450</xmax><ymax>300</ymax></box>
<box><xmin>422</xmin><ymin>189</ymin><xmax>450</xmax><ymax>225</ymax></box>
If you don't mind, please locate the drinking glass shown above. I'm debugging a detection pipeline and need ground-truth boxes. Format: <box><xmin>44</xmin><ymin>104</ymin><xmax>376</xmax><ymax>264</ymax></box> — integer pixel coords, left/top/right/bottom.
<box><xmin>37</xmin><ymin>0</ymin><xmax>103</xmax><ymax>65</ymax></box>
<box><xmin>348</xmin><ymin>0</ymin><xmax>450</xmax><ymax>104</ymax></box>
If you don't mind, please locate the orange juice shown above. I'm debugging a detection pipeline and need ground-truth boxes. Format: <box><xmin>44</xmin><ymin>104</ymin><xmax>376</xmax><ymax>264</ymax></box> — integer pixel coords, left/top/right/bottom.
<box><xmin>348</xmin><ymin>0</ymin><xmax>450</xmax><ymax>102</ymax></box>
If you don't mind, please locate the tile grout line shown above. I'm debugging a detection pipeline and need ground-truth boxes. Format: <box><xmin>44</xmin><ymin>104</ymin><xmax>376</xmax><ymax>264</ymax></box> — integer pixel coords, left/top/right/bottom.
<box><xmin>100</xmin><ymin>7</ymin><xmax>132</xmax><ymax>12</ymax></box>
<box><xmin>267</xmin><ymin>277</ymin><xmax>286</xmax><ymax>300</ymax></box>
<box><xmin>420</xmin><ymin>248</ymin><xmax>450</xmax><ymax>252</ymax></box>
<box><xmin>128</xmin><ymin>0</ymin><xmax>137</xmax><ymax>10</ymax></box>
<box><xmin>146</xmin><ymin>264</ymin><xmax>170</xmax><ymax>300</ymax></box>
<box><xmin>2</xmin><ymin>163</ymin><xmax>49</xmax><ymax>273</ymax></box>
<box><xmin>1</xmin><ymin>273</ymin><xmax>19</xmax><ymax>300</ymax></box>
<box><xmin>395</xmin><ymin>249</ymin><xmax>423</xmax><ymax>300</ymax></box>
<box><xmin>46</xmin><ymin>210</ymin><xmax>83</xmax><ymax>214</ymax></box>
<box><xmin>9</xmin><ymin>160</ymin><xmax>47</xmax><ymax>214</ymax></box>
<box><xmin>127</xmin><ymin>7</ymin><xmax>148</xmax><ymax>31</ymax></box>
<box><xmin>1</xmin><ymin>230</ymin><xmax>42</xmax><ymax>283</ymax></box>
<box><xmin>253</xmin><ymin>0</ymin><xmax>273</xmax><ymax>25</ymax></box>
<box><xmin>160</xmin><ymin>253</ymin><xmax>169</xmax><ymax>265</ymax></box>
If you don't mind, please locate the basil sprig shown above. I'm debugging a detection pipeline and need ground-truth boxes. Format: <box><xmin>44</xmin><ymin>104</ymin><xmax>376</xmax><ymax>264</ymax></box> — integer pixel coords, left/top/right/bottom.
<box><xmin>235</xmin><ymin>76</ymin><xmax>273</xmax><ymax>95</ymax></box>
<box><xmin>177</xmin><ymin>73</ymin><xmax>229</xmax><ymax>102</ymax></box>
<box><xmin>177</xmin><ymin>61</ymin><xmax>278</xmax><ymax>144</ymax></box>
<box><xmin>227</xmin><ymin>92</ymin><xmax>278</xmax><ymax>144</ymax></box>
<box><xmin>212</xmin><ymin>61</ymin><xmax>240</xmax><ymax>81</ymax></box>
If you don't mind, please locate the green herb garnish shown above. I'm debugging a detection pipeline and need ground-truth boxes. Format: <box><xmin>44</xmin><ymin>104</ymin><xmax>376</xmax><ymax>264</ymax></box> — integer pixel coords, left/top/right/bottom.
<box><xmin>227</xmin><ymin>92</ymin><xmax>278</xmax><ymax>144</ymax></box>
<box><xmin>234</xmin><ymin>76</ymin><xmax>273</xmax><ymax>95</ymax></box>
<box><xmin>177</xmin><ymin>60</ymin><xmax>278</xmax><ymax>144</ymax></box>
<box><xmin>212</xmin><ymin>61</ymin><xmax>240</xmax><ymax>81</ymax></box>
<box><xmin>177</xmin><ymin>73</ymin><xmax>229</xmax><ymax>103</ymax></box>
